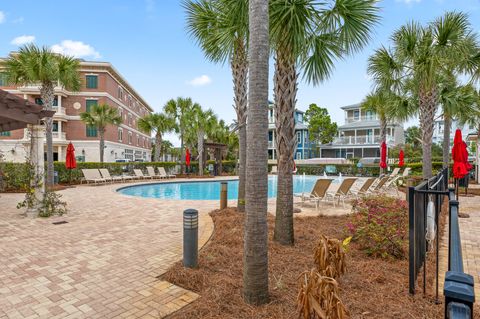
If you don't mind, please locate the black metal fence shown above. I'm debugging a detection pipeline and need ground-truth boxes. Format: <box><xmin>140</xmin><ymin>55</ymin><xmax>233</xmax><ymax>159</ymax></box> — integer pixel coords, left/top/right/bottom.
<box><xmin>408</xmin><ymin>168</ymin><xmax>449</xmax><ymax>299</ymax></box>
<box><xmin>408</xmin><ymin>167</ymin><xmax>475</xmax><ymax>318</ymax></box>
<box><xmin>444</xmin><ymin>189</ymin><xmax>475</xmax><ymax>318</ymax></box>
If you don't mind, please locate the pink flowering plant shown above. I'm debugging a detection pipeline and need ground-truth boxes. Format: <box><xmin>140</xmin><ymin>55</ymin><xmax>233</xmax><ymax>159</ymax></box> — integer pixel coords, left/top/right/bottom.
<box><xmin>347</xmin><ymin>195</ymin><xmax>408</xmax><ymax>259</ymax></box>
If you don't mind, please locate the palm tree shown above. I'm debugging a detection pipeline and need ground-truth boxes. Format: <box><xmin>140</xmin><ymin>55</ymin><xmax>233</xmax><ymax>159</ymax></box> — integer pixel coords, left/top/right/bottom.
<box><xmin>243</xmin><ymin>0</ymin><xmax>269</xmax><ymax>306</ymax></box>
<box><xmin>438</xmin><ymin>77</ymin><xmax>477</xmax><ymax>168</ymax></box>
<box><xmin>185</xmin><ymin>0</ymin><xmax>249</xmax><ymax>211</ymax></box>
<box><xmin>2</xmin><ymin>44</ymin><xmax>81</xmax><ymax>186</ymax></box>
<box><xmin>270</xmin><ymin>0</ymin><xmax>380</xmax><ymax>245</ymax></box>
<box><xmin>457</xmin><ymin>88</ymin><xmax>480</xmax><ymax>182</ymax></box>
<box><xmin>164</xmin><ymin>97</ymin><xmax>198</xmax><ymax>173</ymax></box>
<box><xmin>371</xmin><ymin>12</ymin><xmax>478</xmax><ymax>178</ymax></box>
<box><xmin>80</xmin><ymin>103</ymin><xmax>122</xmax><ymax>163</ymax></box>
<box><xmin>138</xmin><ymin>113</ymin><xmax>176</xmax><ymax>162</ymax></box>
<box><xmin>190</xmin><ymin>105</ymin><xmax>218</xmax><ymax>175</ymax></box>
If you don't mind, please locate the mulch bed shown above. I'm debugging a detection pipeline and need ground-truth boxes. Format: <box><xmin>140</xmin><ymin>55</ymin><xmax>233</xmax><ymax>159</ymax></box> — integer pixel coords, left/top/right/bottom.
<box><xmin>162</xmin><ymin>208</ymin><xmax>480</xmax><ymax>318</ymax></box>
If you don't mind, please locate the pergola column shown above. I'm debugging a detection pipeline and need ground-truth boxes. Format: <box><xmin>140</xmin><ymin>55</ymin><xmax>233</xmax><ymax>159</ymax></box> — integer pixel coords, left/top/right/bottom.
<box><xmin>26</xmin><ymin>124</ymin><xmax>46</xmax><ymax>218</ymax></box>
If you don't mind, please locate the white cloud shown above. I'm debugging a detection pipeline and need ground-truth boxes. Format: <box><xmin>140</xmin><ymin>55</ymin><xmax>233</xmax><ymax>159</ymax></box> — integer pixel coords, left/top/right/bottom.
<box><xmin>395</xmin><ymin>0</ymin><xmax>421</xmax><ymax>4</ymax></box>
<box><xmin>11</xmin><ymin>35</ymin><xmax>35</xmax><ymax>46</ymax></box>
<box><xmin>187</xmin><ymin>75</ymin><xmax>212</xmax><ymax>87</ymax></box>
<box><xmin>0</xmin><ymin>11</ymin><xmax>5</xmax><ymax>23</ymax></box>
<box><xmin>51</xmin><ymin>40</ymin><xmax>101</xmax><ymax>59</ymax></box>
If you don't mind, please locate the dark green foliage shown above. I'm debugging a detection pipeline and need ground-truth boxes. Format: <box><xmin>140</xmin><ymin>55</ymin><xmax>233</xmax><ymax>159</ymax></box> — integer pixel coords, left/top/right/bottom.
<box><xmin>304</xmin><ymin>104</ymin><xmax>338</xmax><ymax>144</ymax></box>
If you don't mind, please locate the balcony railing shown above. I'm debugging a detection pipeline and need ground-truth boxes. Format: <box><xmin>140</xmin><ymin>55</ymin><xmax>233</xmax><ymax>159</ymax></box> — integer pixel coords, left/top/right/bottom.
<box><xmin>52</xmin><ymin>132</ymin><xmax>66</xmax><ymax>140</ymax></box>
<box><xmin>332</xmin><ymin>135</ymin><xmax>380</xmax><ymax>145</ymax></box>
<box><xmin>54</xmin><ymin>107</ymin><xmax>66</xmax><ymax>116</ymax></box>
<box><xmin>345</xmin><ymin>116</ymin><xmax>377</xmax><ymax>123</ymax></box>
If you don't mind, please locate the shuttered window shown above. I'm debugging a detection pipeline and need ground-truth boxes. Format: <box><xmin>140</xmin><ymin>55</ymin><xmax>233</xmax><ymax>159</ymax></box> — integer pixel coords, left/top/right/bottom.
<box><xmin>86</xmin><ymin>125</ymin><xmax>97</xmax><ymax>137</ymax></box>
<box><xmin>86</xmin><ymin>75</ymin><xmax>98</xmax><ymax>88</ymax></box>
<box><xmin>86</xmin><ymin>99</ymin><xmax>97</xmax><ymax>112</ymax></box>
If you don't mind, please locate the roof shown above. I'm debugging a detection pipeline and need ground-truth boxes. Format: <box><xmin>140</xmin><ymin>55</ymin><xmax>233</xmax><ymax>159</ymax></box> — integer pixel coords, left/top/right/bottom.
<box><xmin>79</xmin><ymin>61</ymin><xmax>153</xmax><ymax>112</ymax></box>
<box><xmin>340</xmin><ymin>103</ymin><xmax>362</xmax><ymax>111</ymax></box>
<box><xmin>0</xmin><ymin>89</ymin><xmax>55</xmax><ymax>131</ymax></box>
<box><xmin>338</xmin><ymin>120</ymin><xmax>380</xmax><ymax>130</ymax></box>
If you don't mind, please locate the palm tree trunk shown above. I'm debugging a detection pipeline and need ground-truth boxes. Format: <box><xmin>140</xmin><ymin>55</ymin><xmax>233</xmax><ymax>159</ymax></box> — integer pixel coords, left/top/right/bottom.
<box><xmin>40</xmin><ymin>82</ymin><xmax>55</xmax><ymax>187</ymax></box>
<box><xmin>419</xmin><ymin>88</ymin><xmax>438</xmax><ymax>179</ymax></box>
<box><xmin>442</xmin><ymin>114</ymin><xmax>451</xmax><ymax>169</ymax></box>
<box><xmin>476</xmin><ymin>126</ymin><xmax>480</xmax><ymax>183</ymax></box>
<box><xmin>99</xmin><ymin>128</ymin><xmax>105</xmax><ymax>163</ymax></box>
<box><xmin>198</xmin><ymin>130</ymin><xmax>204</xmax><ymax>176</ymax></box>
<box><xmin>180</xmin><ymin>130</ymin><xmax>185</xmax><ymax>174</ymax></box>
<box><xmin>232</xmin><ymin>40</ymin><xmax>248</xmax><ymax>213</ymax></box>
<box><xmin>154</xmin><ymin>132</ymin><xmax>162</xmax><ymax>162</ymax></box>
<box><xmin>243</xmin><ymin>0</ymin><xmax>269</xmax><ymax>306</ymax></box>
<box><xmin>273</xmin><ymin>51</ymin><xmax>297</xmax><ymax>246</ymax></box>
<box><xmin>380</xmin><ymin>117</ymin><xmax>387</xmax><ymax>175</ymax></box>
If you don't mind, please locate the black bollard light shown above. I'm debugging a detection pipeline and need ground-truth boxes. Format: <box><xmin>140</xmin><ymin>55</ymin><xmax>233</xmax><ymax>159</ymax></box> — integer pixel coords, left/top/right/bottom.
<box><xmin>220</xmin><ymin>182</ymin><xmax>228</xmax><ymax>210</ymax></box>
<box><xmin>183</xmin><ymin>209</ymin><xmax>198</xmax><ymax>268</ymax></box>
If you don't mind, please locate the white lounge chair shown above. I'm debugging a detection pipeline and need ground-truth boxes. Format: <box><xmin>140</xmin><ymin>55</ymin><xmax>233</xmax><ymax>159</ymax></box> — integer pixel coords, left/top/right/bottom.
<box><xmin>402</xmin><ymin>167</ymin><xmax>411</xmax><ymax>177</ymax></box>
<box><xmin>294</xmin><ymin>178</ymin><xmax>333</xmax><ymax>211</ymax></box>
<box><xmin>133</xmin><ymin>169</ymin><xmax>151</xmax><ymax>180</ymax></box>
<box><xmin>350</xmin><ymin>177</ymin><xmax>377</xmax><ymax>199</ymax></box>
<box><xmin>390</xmin><ymin>167</ymin><xmax>401</xmax><ymax>178</ymax></box>
<box><xmin>325</xmin><ymin>178</ymin><xmax>357</xmax><ymax>208</ymax></box>
<box><xmin>99</xmin><ymin>168</ymin><xmax>133</xmax><ymax>183</ymax></box>
<box><xmin>146</xmin><ymin>166</ymin><xmax>163</xmax><ymax>179</ymax></box>
<box><xmin>158</xmin><ymin>167</ymin><xmax>175</xmax><ymax>179</ymax></box>
<box><xmin>81</xmin><ymin>169</ymin><xmax>107</xmax><ymax>185</ymax></box>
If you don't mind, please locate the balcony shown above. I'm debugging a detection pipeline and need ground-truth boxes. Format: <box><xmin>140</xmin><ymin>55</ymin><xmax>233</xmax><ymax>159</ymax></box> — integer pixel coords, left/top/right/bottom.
<box><xmin>345</xmin><ymin>116</ymin><xmax>377</xmax><ymax>123</ymax></box>
<box><xmin>52</xmin><ymin>132</ymin><xmax>67</xmax><ymax>140</ymax></box>
<box><xmin>332</xmin><ymin>135</ymin><xmax>383</xmax><ymax>145</ymax></box>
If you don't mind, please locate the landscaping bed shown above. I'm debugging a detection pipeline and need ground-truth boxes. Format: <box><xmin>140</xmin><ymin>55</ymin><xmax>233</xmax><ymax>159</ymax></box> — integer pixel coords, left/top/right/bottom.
<box><xmin>162</xmin><ymin>207</ymin><xmax>479</xmax><ymax>318</ymax></box>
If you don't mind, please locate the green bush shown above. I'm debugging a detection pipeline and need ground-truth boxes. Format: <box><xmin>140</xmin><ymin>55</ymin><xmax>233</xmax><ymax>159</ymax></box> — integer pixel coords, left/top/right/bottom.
<box><xmin>0</xmin><ymin>162</ymin><xmax>30</xmax><ymax>192</ymax></box>
<box><xmin>347</xmin><ymin>195</ymin><xmax>409</xmax><ymax>259</ymax></box>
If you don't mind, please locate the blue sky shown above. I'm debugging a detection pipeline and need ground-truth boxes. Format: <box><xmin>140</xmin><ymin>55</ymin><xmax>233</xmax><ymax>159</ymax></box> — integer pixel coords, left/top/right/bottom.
<box><xmin>1</xmin><ymin>0</ymin><xmax>480</xmax><ymax>145</ymax></box>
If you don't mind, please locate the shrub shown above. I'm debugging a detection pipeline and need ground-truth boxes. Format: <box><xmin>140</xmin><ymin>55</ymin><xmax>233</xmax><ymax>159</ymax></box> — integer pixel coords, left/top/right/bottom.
<box><xmin>297</xmin><ymin>269</ymin><xmax>348</xmax><ymax>319</ymax></box>
<box><xmin>313</xmin><ymin>235</ymin><xmax>347</xmax><ymax>279</ymax></box>
<box><xmin>347</xmin><ymin>195</ymin><xmax>408</xmax><ymax>259</ymax></box>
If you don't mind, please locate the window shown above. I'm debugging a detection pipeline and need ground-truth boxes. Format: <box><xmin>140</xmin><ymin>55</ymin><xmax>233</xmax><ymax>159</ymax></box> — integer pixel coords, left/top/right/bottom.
<box><xmin>118</xmin><ymin>107</ymin><xmax>123</xmax><ymax>119</ymax></box>
<box><xmin>86</xmin><ymin>125</ymin><xmax>97</xmax><ymax>137</ymax></box>
<box><xmin>128</xmin><ymin>114</ymin><xmax>133</xmax><ymax>126</ymax></box>
<box><xmin>128</xmin><ymin>132</ymin><xmax>133</xmax><ymax>144</ymax></box>
<box><xmin>86</xmin><ymin>75</ymin><xmax>98</xmax><ymax>89</ymax></box>
<box><xmin>353</xmin><ymin>110</ymin><xmax>360</xmax><ymax>120</ymax></box>
<box><xmin>304</xmin><ymin>131</ymin><xmax>308</xmax><ymax>144</ymax></box>
<box><xmin>35</xmin><ymin>97</ymin><xmax>58</xmax><ymax>106</ymax></box>
<box><xmin>297</xmin><ymin>113</ymin><xmax>303</xmax><ymax>123</ymax></box>
<box><xmin>118</xmin><ymin>86</ymin><xmax>124</xmax><ymax>99</ymax></box>
<box><xmin>86</xmin><ymin>99</ymin><xmax>97</xmax><ymax>112</ymax></box>
<box><xmin>365</xmin><ymin>110</ymin><xmax>373</xmax><ymax>120</ymax></box>
<box><xmin>0</xmin><ymin>73</ymin><xmax>7</xmax><ymax>86</ymax></box>
<box><xmin>52</xmin><ymin>122</ymin><xmax>58</xmax><ymax>132</ymax></box>
<box><xmin>297</xmin><ymin>131</ymin><xmax>302</xmax><ymax>144</ymax></box>
<box><xmin>0</xmin><ymin>131</ymin><xmax>11</xmax><ymax>136</ymax></box>
<box><xmin>137</xmin><ymin>135</ymin><xmax>140</xmax><ymax>146</ymax></box>
<box><xmin>118</xmin><ymin>128</ymin><xmax>123</xmax><ymax>142</ymax></box>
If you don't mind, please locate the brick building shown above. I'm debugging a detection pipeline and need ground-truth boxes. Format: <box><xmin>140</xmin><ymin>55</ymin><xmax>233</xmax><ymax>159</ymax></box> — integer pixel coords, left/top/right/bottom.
<box><xmin>0</xmin><ymin>60</ymin><xmax>153</xmax><ymax>162</ymax></box>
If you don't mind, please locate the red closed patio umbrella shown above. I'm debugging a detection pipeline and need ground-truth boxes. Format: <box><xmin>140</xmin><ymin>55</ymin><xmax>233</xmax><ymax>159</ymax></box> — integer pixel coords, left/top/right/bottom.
<box><xmin>65</xmin><ymin>142</ymin><xmax>76</xmax><ymax>184</ymax></box>
<box><xmin>399</xmin><ymin>149</ymin><xmax>405</xmax><ymax>167</ymax></box>
<box><xmin>380</xmin><ymin>141</ymin><xmax>387</xmax><ymax>170</ymax></box>
<box><xmin>185</xmin><ymin>148</ymin><xmax>191</xmax><ymax>173</ymax></box>
<box><xmin>452</xmin><ymin>129</ymin><xmax>468</xmax><ymax>198</ymax></box>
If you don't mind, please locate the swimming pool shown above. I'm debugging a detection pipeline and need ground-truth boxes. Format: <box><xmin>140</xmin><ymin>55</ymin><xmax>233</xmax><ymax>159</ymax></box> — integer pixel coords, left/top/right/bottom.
<box><xmin>118</xmin><ymin>175</ymin><xmax>337</xmax><ymax>200</ymax></box>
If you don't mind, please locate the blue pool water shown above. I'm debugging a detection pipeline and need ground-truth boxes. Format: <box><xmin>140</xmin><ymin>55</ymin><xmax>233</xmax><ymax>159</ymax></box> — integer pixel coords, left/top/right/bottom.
<box><xmin>118</xmin><ymin>175</ymin><xmax>337</xmax><ymax>200</ymax></box>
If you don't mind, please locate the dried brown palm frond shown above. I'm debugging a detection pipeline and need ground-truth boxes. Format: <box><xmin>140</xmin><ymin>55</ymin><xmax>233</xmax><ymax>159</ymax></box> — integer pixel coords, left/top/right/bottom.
<box><xmin>313</xmin><ymin>235</ymin><xmax>347</xmax><ymax>279</ymax></box>
<box><xmin>296</xmin><ymin>269</ymin><xmax>348</xmax><ymax>319</ymax></box>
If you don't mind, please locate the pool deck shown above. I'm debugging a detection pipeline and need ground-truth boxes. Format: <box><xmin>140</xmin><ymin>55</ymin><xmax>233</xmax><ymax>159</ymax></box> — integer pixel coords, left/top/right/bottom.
<box><xmin>0</xmin><ymin>176</ymin><xmax>353</xmax><ymax>318</ymax></box>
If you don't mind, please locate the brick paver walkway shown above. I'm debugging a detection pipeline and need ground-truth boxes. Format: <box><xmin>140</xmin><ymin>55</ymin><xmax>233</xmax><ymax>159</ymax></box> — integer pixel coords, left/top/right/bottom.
<box><xmin>0</xmin><ymin>178</ymin><xmax>217</xmax><ymax>319</ymax></box>
<box><xmin>0</xmin><ymin>176</ymin><xmax>354</xmax><ymax>319</ymax></box>
<box><xmin>438</xmin><ymin>193</ymin><xmax>480</xmax><ymax>300</ymax></box>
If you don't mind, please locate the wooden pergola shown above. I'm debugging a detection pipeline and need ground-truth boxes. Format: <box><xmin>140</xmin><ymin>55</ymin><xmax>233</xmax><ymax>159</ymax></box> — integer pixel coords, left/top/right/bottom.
<box><xmin>204</xmin><ymin>142</ymin><xmax>227</xmax><ymax>175</ymax></box>
<box><xmin>0</xmin><ymin>89</ymin><xmax>54</xmax><ymax>132</ymax></box>
<box><xmin>0</xmin><ymin>89</ymin><xmax>54</xmax><ymax>217</ymax></box>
